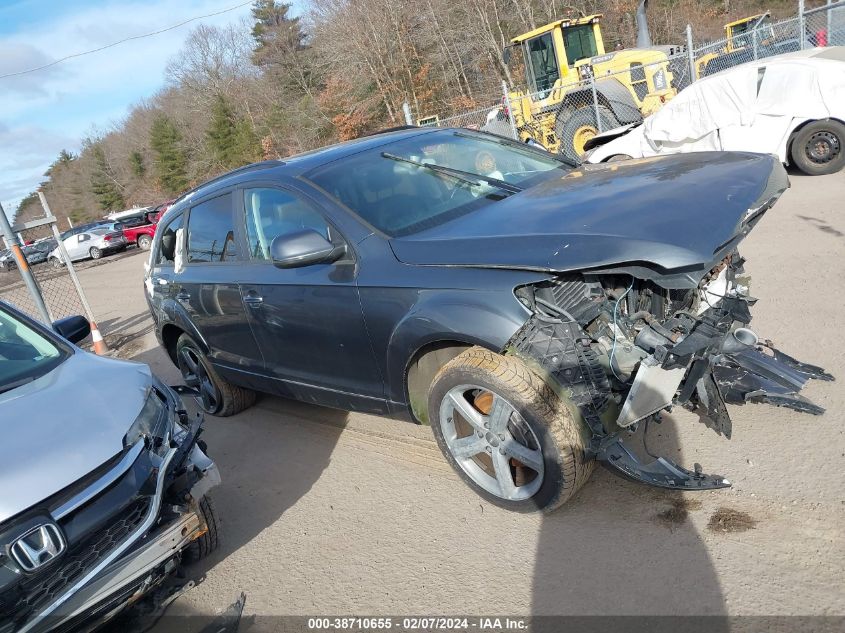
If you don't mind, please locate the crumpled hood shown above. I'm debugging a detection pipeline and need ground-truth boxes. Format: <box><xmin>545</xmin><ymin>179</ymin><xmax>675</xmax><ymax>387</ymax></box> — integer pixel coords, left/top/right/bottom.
<box><xmin>0</xmin><ymin>351</ymin><xmax>152</xmax><ymax>523</ymax></box>
<box><xmin>390</xmin><ymin>152</ymin><xmax>786</xmax><ymax>284</ymax></box>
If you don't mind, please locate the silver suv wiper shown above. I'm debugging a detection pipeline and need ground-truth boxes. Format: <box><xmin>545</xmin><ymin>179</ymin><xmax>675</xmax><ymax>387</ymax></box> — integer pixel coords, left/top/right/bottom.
<box><xmin>381</xmin><ymin>152</ymin><xmax>523</xmax><ymax>194</ymax></box>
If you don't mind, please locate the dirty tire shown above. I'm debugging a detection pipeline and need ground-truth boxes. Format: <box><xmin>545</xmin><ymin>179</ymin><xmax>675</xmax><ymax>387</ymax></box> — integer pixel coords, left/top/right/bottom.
<box><xmin>556</xmin><ymin>105</ymin><xmax>619</xmax><ymax>163</ymax></box>
<box><xmin>137</xmin><ymin>234</ymin><xmax>152</xmax><ymax>250</ymax></box>
<box><xmin>50</xmin><ymin>257</ymin><xmax>63</xmax><ymax>269</ymax></box>
<box><xmin>175</xmin><ymin>334</ymin><xmax>256</xmax><ymax>417</ymax></box>
<box><xmin>89</xmin><ymin>246</ymin><xmax>102</xmax><ymax>260</ymax></box>
<box><xmin>605</xmin><ymin>153</ymin><xmax>633</xmax><ymax>162</ymax></box>
<box><xmin>790</xmin><ymin>119</ymin><xmax>845</xmax><ymax>175</ymax></box>
<box><xmin>183</xmin><ymin>496</ymin><xmax>219</xmax><ymax>564</ymax></box>
<box><xmin>428</xmin><ymin>346</ymin><xmax>594</xmax><ymax>513</ymax></box>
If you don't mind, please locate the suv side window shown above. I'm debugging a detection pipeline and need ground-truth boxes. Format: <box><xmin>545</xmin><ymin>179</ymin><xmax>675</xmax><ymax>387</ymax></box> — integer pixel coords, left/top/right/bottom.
<box><xmin>243</xmin><ymin>188</ymin><xmax>330</xmax><ymax>261</ymax></box>
<box><xmin>187</xmin><ymin>193</ymin><xmax>238</xmax><ymax>263</ymax></box>
<box><xmin>155</xmin><ymin>211</ymin><xmax>184</xmax><ymax>266</ymax></box>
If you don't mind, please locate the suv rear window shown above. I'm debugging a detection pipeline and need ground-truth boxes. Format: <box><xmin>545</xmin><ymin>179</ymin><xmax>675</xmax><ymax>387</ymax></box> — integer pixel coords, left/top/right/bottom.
<box><xmin>186</xmin><ymin>193</ymin><xmax>238</xmax><ymax>263</ymax></box>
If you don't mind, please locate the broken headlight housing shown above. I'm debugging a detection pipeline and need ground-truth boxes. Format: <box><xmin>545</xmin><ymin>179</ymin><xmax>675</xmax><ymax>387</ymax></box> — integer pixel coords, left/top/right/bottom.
<box><xmin>124</xmin><ymin>386</ymin><xmax>173</xmax><ymax>457</ymax></box>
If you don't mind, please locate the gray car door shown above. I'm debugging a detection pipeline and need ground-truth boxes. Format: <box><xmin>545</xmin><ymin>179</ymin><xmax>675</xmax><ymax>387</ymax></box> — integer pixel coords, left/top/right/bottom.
<box><xmin>237</xmin><ymin>186</ymin><xmax>386</xmax><ymax>412</ymax></box>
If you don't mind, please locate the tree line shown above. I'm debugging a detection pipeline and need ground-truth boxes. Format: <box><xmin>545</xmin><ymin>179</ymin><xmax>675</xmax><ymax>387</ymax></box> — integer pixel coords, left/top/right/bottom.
<box><xmin>16</xmin><ymin>0</ymin><xmax>802</xmax><ymax>225</ymax></box>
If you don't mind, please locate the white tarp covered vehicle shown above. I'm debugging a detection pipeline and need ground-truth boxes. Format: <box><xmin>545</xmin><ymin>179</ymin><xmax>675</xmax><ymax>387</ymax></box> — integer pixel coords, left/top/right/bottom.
<box><xmin>586</xmin><ymin>47</ymin><xmax>845</xmax><ymax>175</ymax></box>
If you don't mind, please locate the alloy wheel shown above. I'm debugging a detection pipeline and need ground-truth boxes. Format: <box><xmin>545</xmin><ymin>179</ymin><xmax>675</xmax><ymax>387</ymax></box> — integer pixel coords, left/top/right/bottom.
<box><xmin>439</xmin><ymin>384</ymin><xmax>544</xmax><ymax>501</ymax></box>
<box><xmin>177</xmin><ymin>346</ymin><xmax>220</xmax><ymax>413</ymax></box>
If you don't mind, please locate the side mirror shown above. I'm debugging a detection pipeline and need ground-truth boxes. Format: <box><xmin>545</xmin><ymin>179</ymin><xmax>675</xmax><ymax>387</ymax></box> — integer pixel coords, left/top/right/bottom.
<box><xmin>270</xmin><ymin>229</ymin><xmax>346</xmax><ymax>269</ymax></box>
<box><xmin>53</xmin><ymin>315</ymin><xmax>91</xmax><ymax>344</ymax></box>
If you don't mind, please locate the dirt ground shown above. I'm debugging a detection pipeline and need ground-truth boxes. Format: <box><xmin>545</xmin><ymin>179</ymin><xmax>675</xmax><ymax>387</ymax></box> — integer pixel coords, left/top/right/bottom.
<box><xmin>67</xmin><ymin>170</ymin><xmax>845</xmax><ymax>624</ymax></box>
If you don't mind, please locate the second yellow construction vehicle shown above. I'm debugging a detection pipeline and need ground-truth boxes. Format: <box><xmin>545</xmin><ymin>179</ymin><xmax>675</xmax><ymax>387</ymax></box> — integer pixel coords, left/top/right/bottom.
<box><xmin>488</xmin><ymin>0</ymin><xmax>687</xmax><ymax>160</ymax></box>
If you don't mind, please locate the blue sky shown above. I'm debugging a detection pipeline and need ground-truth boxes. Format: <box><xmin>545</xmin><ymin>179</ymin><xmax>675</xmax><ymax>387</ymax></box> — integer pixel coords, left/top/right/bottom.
<box><xmin>0</xmin><ymin>0</ymin><xmax>289</xmax><ymax>219</ymax></box>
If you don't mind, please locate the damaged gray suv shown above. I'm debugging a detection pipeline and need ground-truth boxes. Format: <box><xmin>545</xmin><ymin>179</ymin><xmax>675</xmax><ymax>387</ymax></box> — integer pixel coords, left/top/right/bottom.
<box><xmin>146</xmin><ymin>127</ymin><xmax>832</xmax><ymax>513</ymax></box>
<box><xmin>0</xmin><ymin>300</ymin><xmax>219</xmax><ymax>632</ymax></box>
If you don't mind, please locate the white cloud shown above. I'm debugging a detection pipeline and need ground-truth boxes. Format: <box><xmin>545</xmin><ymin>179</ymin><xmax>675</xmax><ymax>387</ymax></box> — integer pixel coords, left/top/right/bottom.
<box><xmin>0</xmin><ymin>0</ymin><xmax>255</xmax><ymax>212</ymax></box>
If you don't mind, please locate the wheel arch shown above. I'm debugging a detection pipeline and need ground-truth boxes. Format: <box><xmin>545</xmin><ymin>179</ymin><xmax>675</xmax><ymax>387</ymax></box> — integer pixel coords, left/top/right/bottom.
<box><xmin>388</xmin><ymin>297</ymin><xmax>530</xmax><ymax>424</ymax></box>
<box><xmin>160</xmin><ymin>317</ymin><xmax>210</xmax><ymax>366</ymax></box>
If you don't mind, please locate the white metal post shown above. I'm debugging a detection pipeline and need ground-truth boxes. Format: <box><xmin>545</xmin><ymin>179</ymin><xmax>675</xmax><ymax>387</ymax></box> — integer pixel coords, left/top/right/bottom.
<box><xmin>501</xmin><ymin>80</ymin><xmax>519</xmax><ymax>140</ymax></box>
<box><xmin>827</xmin><ymin>0</ymin><xmax>833</xmax><ymax>45</ymax></box>
<box><xmin>799</xmin><ymin>0</ymin><xmax>806</xmax><ymax>49</ymax></box>
<box><xmin>402</xmin><ymin>102</ymin><xmax>414</xmax><ymax>126</ymax></box>
<box><xmin>589</xmin><ymin>71</ymin><xmax>602</xmax><ymax>132</ymax></box>
<box><xmin>686</xmin><ymin>24</ymin><xmax>696</xmax><ymax>83</ymax></box>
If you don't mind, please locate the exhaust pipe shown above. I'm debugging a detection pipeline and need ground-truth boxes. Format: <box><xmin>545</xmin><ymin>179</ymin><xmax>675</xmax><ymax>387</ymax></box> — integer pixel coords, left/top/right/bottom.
<box><xmin>636</xmin><ymin>0</ymin><xmax>652</xmax><ymax>48</ymax></box>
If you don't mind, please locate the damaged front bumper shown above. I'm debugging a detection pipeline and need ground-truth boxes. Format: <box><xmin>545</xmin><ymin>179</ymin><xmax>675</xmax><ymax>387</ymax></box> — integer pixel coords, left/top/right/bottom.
<box><xmin>596</xmin><ymin>307</ymin><xmax>833</xmax><ymax>490</ymax></box>
<box><xmin>18</xmin><ymin>388</ymin><xmax>219</xmax><ymax>633</ymax></box>
<box><xmin>511</xmin><ymin>281</ymin><xmax>833</xmax><ymax>493</ymax></box>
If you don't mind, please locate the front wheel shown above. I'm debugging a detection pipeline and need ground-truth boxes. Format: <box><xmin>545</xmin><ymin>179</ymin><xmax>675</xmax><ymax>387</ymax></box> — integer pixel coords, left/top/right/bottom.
<box><xmin>89</xmin><ymin>246</ymin><xmax>102</xmax><ymax>259</ymax></box>
<box><xmin>790</xmin><ymin>119</ymin><xmax>845</xmax><ymax>175</ymax></box>
<box><xmin>428</xmin><ymin>347</ymin><xmax>593</xmax><ymax>513</ymax></box>
<box><xmin>175</xmin><ymin>334</ymin><xmax>256</xmax><ymax>416</ymax></box>
<box><xmin>182</xmin><ymin>496</ymin><xmax>219</xmax><ymax>564</ymax></box>
<box><xmin>50</xmin><ymin>257</ymin><xmax>63</xmax><ymax>269</ymax></box>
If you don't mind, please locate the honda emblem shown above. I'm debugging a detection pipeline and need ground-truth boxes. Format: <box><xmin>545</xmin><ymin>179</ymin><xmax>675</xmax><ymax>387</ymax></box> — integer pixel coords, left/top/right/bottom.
<box><xmin>9</xmin><ymin>523</ymin><xmax>66</xmax><ymax>572</ymax></box>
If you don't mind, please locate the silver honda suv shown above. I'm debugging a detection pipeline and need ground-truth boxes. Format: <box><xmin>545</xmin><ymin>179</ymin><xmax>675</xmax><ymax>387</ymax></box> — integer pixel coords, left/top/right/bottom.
<box><xmin>0</xmin><ymin>300</ymin><xmax>220</xmax><ymax>632</ymax></box>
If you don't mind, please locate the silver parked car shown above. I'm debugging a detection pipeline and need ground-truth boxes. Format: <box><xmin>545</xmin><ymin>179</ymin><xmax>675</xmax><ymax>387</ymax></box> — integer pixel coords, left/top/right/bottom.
<box><xmin>48</xmin><ymin>229</ymin><xmax>127</xmax><ymax>268</ymax></box>
<box><xmin>0</xmin><ymin>300</ymin><xmax>220</xmax><ymax>632</ymax></box>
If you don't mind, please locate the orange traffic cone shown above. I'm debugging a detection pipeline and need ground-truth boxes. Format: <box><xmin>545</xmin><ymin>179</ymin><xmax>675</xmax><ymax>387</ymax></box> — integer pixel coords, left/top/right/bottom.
<box><xmin>90</xmin><ymin>321</ymin><xmax>110</xmax><ymax>355</ymax></box>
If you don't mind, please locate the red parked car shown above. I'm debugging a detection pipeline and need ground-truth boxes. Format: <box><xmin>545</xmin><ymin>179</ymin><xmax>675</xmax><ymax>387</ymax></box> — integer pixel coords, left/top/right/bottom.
<box><xmin>120</xmin><ymin>200</ymin><xmax>174</xmax><ymax>250</ymax></box>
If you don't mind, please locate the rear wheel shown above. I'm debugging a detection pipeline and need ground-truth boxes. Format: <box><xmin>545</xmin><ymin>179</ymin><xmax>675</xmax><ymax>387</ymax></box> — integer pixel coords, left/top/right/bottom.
<box><xmin>175</xmin><ymin>334</ymin><xmax>256</xmax><ymax>416</ymax></box>
<box><xmin>428</xmin><ymin>347</ymin><xmax>594</xmax><ymax>513</ymax></box>
<box><xmin>556</xmin><ymin>106</ymin><xmax>619</xmax><ymax>163</ymax></box>
<box><xmin>790</xmin><ymin>120</ymin><xmax>845</xmax><ymax>175</ymax></box>
<box><xmin>137</xmin><ymin>234</ymin><xmax>152</xmax><ymax>250</ymax></box>
<box><xmin>89</xmin><ymin>246</ymin><xmax>102</xmax><ymax>259</ymax></box>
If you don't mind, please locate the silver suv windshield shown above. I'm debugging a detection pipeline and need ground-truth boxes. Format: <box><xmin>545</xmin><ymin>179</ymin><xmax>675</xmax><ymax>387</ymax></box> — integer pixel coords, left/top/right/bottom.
<box><xmin>0</xmin><ymin>307</ymin><xmax>67</xmax><ymax>394</ymax></box>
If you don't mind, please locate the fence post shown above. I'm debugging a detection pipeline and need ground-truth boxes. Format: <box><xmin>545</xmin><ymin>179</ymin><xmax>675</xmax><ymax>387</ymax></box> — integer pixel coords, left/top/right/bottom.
<box><xmin>0</xmin><ymin>201</ymin><xmax>53</xmax><ymax>324</ymax></box>
<box><xmin>686</xmin><ymin>24</ymin><xmax>696</xmax><ymax>83</ymax></box>
<box><xmin>501</xmin><ymin>80</ymin><xmax>519</xmax><ymax>140</ymax></box>
<box><xmin>752</xmin><ymin>24</ymin><xmax>759</xmax><ymax>59</ymax></box>
<box><xmin>827</xmin><ymin>0</ymin><xmax>832</xmax><ymax>46</ymax></box>
<box><xmin>402</xmin><ymin>102</ymin><xmax>414</xmax><ymax>126</ymax></box>
<box><xmin>589</xmin><ymin>71</ymin><xmax>602</xmax><ymax>132</ymax></box>
<box><xmin>38</xmin><ymin>192</ymin><xmax>109</xmax><ymax>354</ymax></box>
<box><xmin>799</xmin><ymin>0</ymin><xmax>806</xmax><ymax>49</ymax></box>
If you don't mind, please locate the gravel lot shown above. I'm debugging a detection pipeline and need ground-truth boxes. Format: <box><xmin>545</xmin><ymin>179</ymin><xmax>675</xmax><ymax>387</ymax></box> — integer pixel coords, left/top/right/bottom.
<box><xmin>53</xmin><ymin>171</ymin><xmax>845</xmax><ymax>625</ymax></box>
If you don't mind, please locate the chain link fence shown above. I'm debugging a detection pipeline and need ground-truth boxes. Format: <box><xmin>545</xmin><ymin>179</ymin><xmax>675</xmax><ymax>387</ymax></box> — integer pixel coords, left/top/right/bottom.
<box><xmin>0</xmin><ymin>197</ymin><xmax>102</xmax><ymax>348</ymax></box>
<box><xmin>406</xmin><ymin>1</ymin><xmax>845</xmax><ymax>158</ymax></box>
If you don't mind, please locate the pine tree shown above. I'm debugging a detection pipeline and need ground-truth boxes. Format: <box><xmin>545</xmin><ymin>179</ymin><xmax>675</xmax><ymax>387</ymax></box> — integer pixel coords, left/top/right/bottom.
<box><xmin>251</xmin><ymin>1</ymin><xmax>308</xmax><ymax>92</ymax></box>
<box><xmin>206</xmin><ymin>95</ymin><xmax>261</xmax><ymax>169</ymax></box>
<box><xmin>129</xmin><ymin>151</ymin><xmax>146</xmax><ymax>178</ymax></box>
<box><xmin>150</xmin><ymin>115</ymin><xmax>189</xmax><ymax>195</ymax></box>
<box><xmin>90</xmin><ymin>144</ymin><xmax>126</xmax><ymax>212</ymax></box>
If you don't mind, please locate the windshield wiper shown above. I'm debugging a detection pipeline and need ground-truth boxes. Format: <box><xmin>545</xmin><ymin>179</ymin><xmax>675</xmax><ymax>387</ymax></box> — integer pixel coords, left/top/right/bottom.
<box><xmin>381</xmin><ymin>152</ymin><xmax>523</xmax><ymax>194</ymax></box>
<box><xmin>0</xmin><ymin>375</ymin><xmax>35</xmax><ymax>395</ymax></box>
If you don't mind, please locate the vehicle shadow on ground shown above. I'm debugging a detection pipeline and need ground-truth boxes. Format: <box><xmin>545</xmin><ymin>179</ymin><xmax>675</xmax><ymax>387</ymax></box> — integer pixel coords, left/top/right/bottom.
<box><xmin>128</xmin><ymin>347</ymin><xmax>348</xmax><ymax>603</ymax></box>
<box><xmin>531</xmin><ymin>411</ymin><xmax>728</xmax><ymax>631</ymax></box>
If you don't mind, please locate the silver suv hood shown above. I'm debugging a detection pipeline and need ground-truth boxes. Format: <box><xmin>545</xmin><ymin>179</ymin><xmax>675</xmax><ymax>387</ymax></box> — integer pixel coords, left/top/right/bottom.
<box><xmin>0</xmin><ymin>351</ymin><xmax>151</xmax><ymax>523</ymax></box>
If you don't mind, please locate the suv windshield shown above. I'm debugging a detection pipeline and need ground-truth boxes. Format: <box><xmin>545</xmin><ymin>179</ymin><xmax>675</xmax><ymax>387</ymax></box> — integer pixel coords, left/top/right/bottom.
<box><xmin>0</xmin><ymin>306</ymin><xmax>67</xmax><ymax>394</ymax></box>
<box><xmin>307</xmin><ymin>130</ymin><xmax>568</xmax><ymax>237</ymax></box>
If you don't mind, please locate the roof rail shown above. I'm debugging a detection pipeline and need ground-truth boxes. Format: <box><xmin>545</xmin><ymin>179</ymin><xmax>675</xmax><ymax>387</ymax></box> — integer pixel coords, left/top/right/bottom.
<box><xmin>362</xmin><ymin>125</ymin><xmax>420</xmax><ymax>137</ymax></box>
<box><xmin>171</xmin><ymin>159</ymin><xmax>284</xmax><ymax>206</ymax></box>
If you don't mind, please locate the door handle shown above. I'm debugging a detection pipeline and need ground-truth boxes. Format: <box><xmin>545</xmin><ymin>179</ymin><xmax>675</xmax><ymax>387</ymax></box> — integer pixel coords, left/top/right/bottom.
<box><xmin>243</xmin><ymin>293</ymin><xmax>263</xmax><ymax>306</ymax></box>
<box><xmin>176</xmin><ymin>291</ymin><xmax>191</xmax><ymax>302</ymax></box>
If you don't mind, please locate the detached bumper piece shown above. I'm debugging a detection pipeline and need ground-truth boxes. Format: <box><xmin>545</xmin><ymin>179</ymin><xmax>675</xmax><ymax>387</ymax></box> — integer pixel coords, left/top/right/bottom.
<box><xmin>714</xmin><ymin>343</ymin><xmax>833</xmax><ymax>415</ymax></box>
<box><xmin>596</xmin><ymin>436</ymin><xmax>731</xmax><ymax>490</ymax></box>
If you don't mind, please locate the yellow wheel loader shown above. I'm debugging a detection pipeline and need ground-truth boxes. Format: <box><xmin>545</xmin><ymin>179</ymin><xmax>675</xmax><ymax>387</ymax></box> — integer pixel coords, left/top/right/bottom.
<box><xmin>486</xmin><ymin>0</ymin><xmax>687</xmax><ymax>161</ymax></box>
<box><xmin>694</xmin><ymin>13</ymin><xmax>776</xmax><ymax>77</ymax></box>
